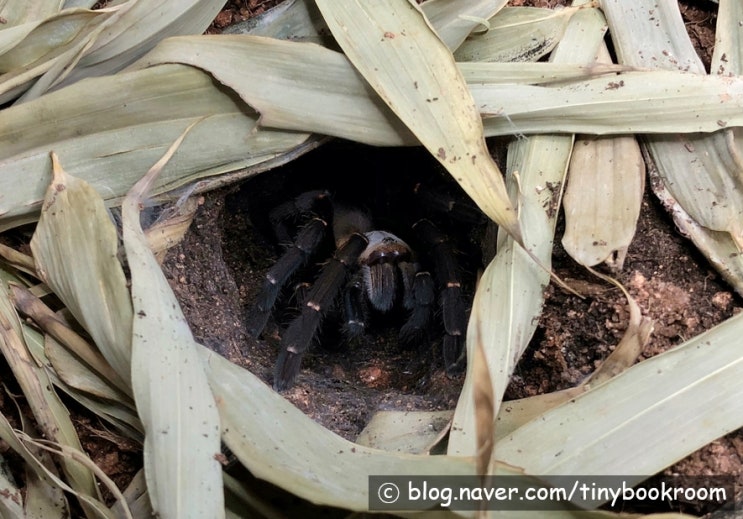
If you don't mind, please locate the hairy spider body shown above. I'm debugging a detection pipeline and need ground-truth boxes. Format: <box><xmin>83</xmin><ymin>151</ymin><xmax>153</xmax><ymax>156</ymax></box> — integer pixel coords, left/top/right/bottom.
<box><xmin>248</xmin><ymin>190</ymin><xmax>471</xmax><ymax>391</ymax></box>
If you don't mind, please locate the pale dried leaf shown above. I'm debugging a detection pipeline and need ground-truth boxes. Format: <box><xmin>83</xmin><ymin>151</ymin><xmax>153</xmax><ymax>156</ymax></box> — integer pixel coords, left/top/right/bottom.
<box><xmin>647</xmin><ymin>148</ymin><xmax>743</xmax><ymax>296</ymax></box>
<box><xmin>562</xmin><ymin>135</ymin><xmax>645</xmax><ymax>269</ymax></box>
<box><xmin>201</xmin><ymin>346</ymin><xmax>527</xmax><ymax>512</ymax></box>
<box><xmin>421</xmin><ymin>0</ymin><xmax>507</xmax><ymax>51</ymax></box>
<box><xmin>712</xmin><ymin>0</ymin><xmax>743</xmax><ymax>75</ymax></box>
<box><xmin>30</xmin><ymin>154</ymin><xmax>133</xmax><ymax>388</ymax></box>
<box><xmin>454</xmin><ymin>6</ymin><xmax>582</xmax><ymax>62</ymax></box>
<box><xmin>0</xmin><ymin>411</ymin><xmax>68</xmax><ymax>519</ymax></box>
<box><xmin>315</xmin><ymin>0</ymin><xmax>521</xmax><ymax>241</ymax></box>
<box><xmin>497</xmin><ymin>311</ymin><xmax>743</xmax><ymax>483</ymax></box>
<box><xmin>122</xmin><ymin>128</ymin><xmax>224</xmax><ymax>519</ymax></box>
<box><xmin>0</xmin><ymin>2</ymin><xmax>62</xmax><ymax>27</ymax></box>
<box><xmin>601</xmin><ymin>0</ymin><xmax>743</xmax><ymax>245</ymax></box>
<box><xmin>57</xmin><ymin>0</ymin><xmax>226</xmax><ymax>87</ymax></box>
<box><xmin>0</xmin><ymin>457</ymin><xmax>24</xmax><ymax>518</ymax></box>
<box><xmin>0</xmin><ymin>280</ymin><xmax>101</xmax><ymax>517</ymax></box>
<box><xmin>473</xmin><ymin>336</ymin><xmax>495</xmax><ymax>476</ymax></box>
<box><xmin>449</xmin><ymin>136</ymin><xmax>569</xmax><ymax>457</ymax></box>
<box><xmin>355</xmin><ymin>410</ymin><xmax>452</xmax><ymax>454</ymax></box>
<box><xmin>495</xmin><ymin>388</ymin><xmax>584</xmax><ymax>441</ymax></box>
<box><xmin>0</xmin><ymin>62</ymin><xmax>311</xmax><ymax>231</ymax></box>
<box><xmin>449</xmin><ymin>4</ymin><xmax>605</xmax><ymax>457</ymax></box>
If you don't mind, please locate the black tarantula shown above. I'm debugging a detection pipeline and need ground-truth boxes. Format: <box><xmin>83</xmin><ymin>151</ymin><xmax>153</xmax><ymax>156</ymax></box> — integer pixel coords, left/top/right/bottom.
<box><xmin>247</xmin><ymin>181</ymin><xmax>482</xmax><ymax>391</ymax></box>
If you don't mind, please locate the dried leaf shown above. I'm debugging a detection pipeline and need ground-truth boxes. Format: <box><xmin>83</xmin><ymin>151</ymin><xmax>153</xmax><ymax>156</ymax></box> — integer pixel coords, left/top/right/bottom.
<box><xmin>449</xmin><ymin>3</ymin><xmax>605</xmax><ymax>457</ymax></box>
<box><xmin>355</xmin><ymin>410</ymin><xmax>452</xmax><ymax>454</ymax></box>
<box><xmin>121</xmin><ymin>127</ymin><xmax>224</xmax><ymax>519</ymax></box>
<box><xmin>30</xmin><ymin>153</ymin><xmax>133</xmax><ymax>388</ymax></box>
<box><xmin>562</xmin><ymin>134</ymin><xmax>645</xmax><ymax>269</ymax></box>
<box><xmin>315</xmin><ymin>0</ymin><xmax>522</xmax><ymax>241</ymax></box>
<box><xmin>0</xmin><ymin>279</ymin><xmax>100</xmax><ymax>517</ymax></box>
<box><xmin>498</xmin><ymin>311</ymin><xmax>743</xmax><ymax>485</ymax></box>
<box><xmin>473</xmin><ymin>335</ymin><xmax>494</xmax><ymax>476</ymax></box>
<box><xmin>454</xmin><ymin>6</ymin><xmax>583</xmax><ymax>62</ymax></box>
<box><xmin>602</xmin><ymin>0</ymin><xmax>743</xmax><ymax>246</ymax></box>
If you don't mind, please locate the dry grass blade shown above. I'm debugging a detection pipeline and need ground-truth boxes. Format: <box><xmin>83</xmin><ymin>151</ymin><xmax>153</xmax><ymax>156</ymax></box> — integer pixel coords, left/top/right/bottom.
<box><xmin>0</xmin><ymin>450</ymin><xmax>24</xmax><ymax>518</ymax></box>
<box><xmin>0</xmin><ymin>411</ymin><xmax>68</xmax><ymax>518</ymax></box>
<box><xmin>122</xmin><ymin>126</ymin><xmax>223</xmax><ymax>519</ymax></box>
<box><xmin>0</xmin><ymin>242</ymin><xmax>36</xmax><ymax>276</ymax></box>
<box><xmin>450</xmin><ymin>4</ymin><xmax>605</xmax><ymax>458</ymax></box>
<box><xmin>646</xmin><ymin>148</ymin><xmax>743</xmax><ymax>296</ymax></box>
<box><xmin>713</xmin><ymin>0</ymin><xmax>743</xmax><ymax>74</ymax></box>
<box><xmin>355</xmin><ymin>410</ymin><xmax>453</xmax><ymax>454</ymax></box>
<box><xmin>139</xmin><ymin>36</ymin><xmax>743</xmax><ymax>140</ymax></box>
<box><xmin>0</xmin><ymin>10</ymin><xmax>104</xmax><ymax>68</ymax></box>
<box><xmin>10</xmin><ymin>283</ymin><xmax>131</xmax><ymax>398</ymax></box>
<box><xmin>199</xmin><ymin>346</ymin><xmax>532</xmax><ymax>512</ymax></box>
<box><xmin>420</xmin><ymin>0</ymin><xmax>507</xmax><ymax>51</ymax></box>
<box><xmin>559</xmin><ymin>13</ymin><xmax>646</xmax><ymax>271</ymax></box>
<box><xmin>472</xmin><ymin>334</ymin><xmax>495</xmax><ymax>477</ymax></box>
<box><xmin>0</xmin><ymin>0</ymin><xmax>236</xmax><ymax>102</ymax></box>
<box><xmin>44</xmin><ymin>332</ymin><xmax>130</xmax><ymax>403</ymax></box>
<box><xmin>9</xmin><ymin>305</ymin><xmax>144</xmax><ymax>440</ymax></box>
<box><xmin>713</xmin><ymin>0</ymin><xmax>743</xmax><ymax>210</ymax></box>
<box><xmin>0</xmin><ymin>2</ymin><xmax>62</xmax><ymax>26</ymax></box>
<box><xmin>10</xmin><ymin>436</ymin><xmax>117</xmax><ymax>518</ymax></box>
<box><xmin>135</xmin><ymin>36</ymin><xmax>627</xmax><ymax>149</ymax></box>
<box><xmin>0</xmin><ymin>62</ymin><xmax>310</xmax><ymax>231</ymax></box>
<box><xmin>459</xmin><ymin>61</ymin><xmax>630</xmax><ymax>84</ymax></box>
<box><xmin>494</xmin><ymin>388</ymin><xmax>584</xmax><ymax>442</ymax></box>
<box><xmin>497</xmin><ymin>311</ymin><xmax>743</xmax><ymax>488</ymax></box>
<box><xmin>601</xmin><ymin>0</ymin><xmax>743</xmax><ymax>248</ymax></box>
<box><xmin>144</xmin><ymin>196</ymin><xmax>201</xmax><ymax>264</ymax></box>
<box><xmin>0</xmin><ymin>279</ymin><xmax>101</xmax><ymax>518</ymax></box>
<box><xmin>315</xmin><ymin>0</ymin><xmax>522</xmax><ymax>242</ymax></box>
<box><xmin>30</xmin><ymin>153</ymin><xmax>133</xmax><ymax>388</ymax></box>
<box><xmin>449</xmin><ymin>136</ymin><xmax>571</xmax><ymax>457</ymax></box>
<box><xmin>562</xmin><ymin>134</ymin><xmax>644</xmax><ymax>269</ymax></box>
<box><xmin>19</xmin><ymin>434</ymin><xmax>132</xmax><ymax>519</ymax></box>
<box><xmin>55</xmin><ymin>0</ymin><xmax>226</xmax><ymax>89</ymax></box>
<box><xmin>0</xmin><ymin>8</ymin><xmax>114</xmax><ymax>104</ymax></box>
<box><xmin>454</xmin><ymin>5</ymin><xmax>584</xmax><ymax>63</ymax></box>
<box><xmin>476</xmin><ymin>70</ymin><xmax>743</xmax><ymax>135</ymax></box>
<box><xmin>3</xmin><ymin>40</ymin><xmax>743</xmax><ymax>234</ymax></box>
<box><xmin>112</xmin><ymin>470</ymin><xmax>153</xmax><ymax>519</ymax></box>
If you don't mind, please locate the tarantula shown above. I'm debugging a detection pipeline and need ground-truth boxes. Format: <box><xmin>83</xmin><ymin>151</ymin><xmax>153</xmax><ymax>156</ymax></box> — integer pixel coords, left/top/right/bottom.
<box><xmin>247</xmin><ymin>187</ymin><xmax>476</xmax><ymax>390</ymax></box>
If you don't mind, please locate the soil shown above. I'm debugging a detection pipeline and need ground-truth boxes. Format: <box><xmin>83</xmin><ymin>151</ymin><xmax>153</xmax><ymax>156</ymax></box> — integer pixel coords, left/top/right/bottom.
<box><xmin>0</xmin><ymin>0</ymin><xmax>739</xmax><ymax>517</ymax></box>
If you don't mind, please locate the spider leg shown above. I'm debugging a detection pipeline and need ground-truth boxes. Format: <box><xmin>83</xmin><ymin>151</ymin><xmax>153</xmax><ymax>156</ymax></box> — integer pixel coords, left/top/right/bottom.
<box><xmin>274</xmin><ymin>233</ymin><xmax>368</xmax><ymax>390</ymax></box>
<box><xmin>247</xmin><ymin>217</ymin><xmax>327</xmax><ymax>337</ymax></box>
<box><xmin>343</xmin><ymin>272</ymin><xmax>368</xmax><ymax>339</ymax></box>
<box><xmin>399</xmin><ymin>269</ymin><xmax>435</xmax><ymax>343</ymax></box>
<box><xmin>413</xmin><ymin>219</ymin><xmax>468</xmax><ymax>372</ymax></box>
<box><xmin>399</xmin><ymin>261</ymin><xmax>418</xmax><ymax>311</ymax></box>
<box><xmin>269</xmin><ymin>189</ymin><xmax>331</xmax><ymax>244</ymax></box>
